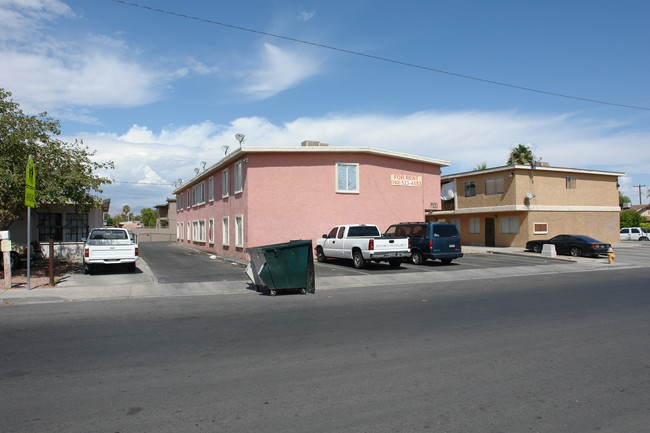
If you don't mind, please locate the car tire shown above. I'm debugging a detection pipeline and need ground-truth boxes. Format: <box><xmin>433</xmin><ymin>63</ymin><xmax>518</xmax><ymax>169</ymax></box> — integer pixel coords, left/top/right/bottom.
<box><xmin>532</xmin><ymin>243</ymin><xmax>542</xmax><ymax>253</ymax></box>
<box><xmin>410</xmin><ymin>251</ymin><xmax>424</xmax><ymax>265</ymax></box>
<box><xmin>352</xmin><ymin>250</ymin><xmax>365</xmax><ymax>269</ymax></box>
<box><xmin>83</xmin><ymin>263</ymin><xmax>92</xmax><ymax>275</ymax></box>
<box><xmin>569</xmin><ymin>246</ymin><xmax>582</xmax><ymax>257</ymax></box>
<box><xmin>639</xmin><ymin>237</ymin><xmax>649</xmax><ymax>241</ymax></box>
<box><xmin>388</xmin><ymin>259</ymin><xmax>401</xmax><ymax>268</ymax></box>
<box><xmin>316</xmin><ymin>247</ymin><xmax>326</xmax><ymax>263</ymax></box>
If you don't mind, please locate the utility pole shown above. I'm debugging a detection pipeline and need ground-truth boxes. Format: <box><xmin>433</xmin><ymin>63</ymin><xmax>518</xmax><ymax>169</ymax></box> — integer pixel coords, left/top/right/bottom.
<box><xmin>633</xmin><ymin>184</ymin><xmax>646</xmax><ymax>205</ymax></box>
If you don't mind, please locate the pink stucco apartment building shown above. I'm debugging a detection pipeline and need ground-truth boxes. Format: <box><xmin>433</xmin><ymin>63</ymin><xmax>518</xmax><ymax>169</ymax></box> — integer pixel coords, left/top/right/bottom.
<box><xmin>172</xmin><ymin>142</ymin><xmax>450</xmax><ymax>260</ymax></box>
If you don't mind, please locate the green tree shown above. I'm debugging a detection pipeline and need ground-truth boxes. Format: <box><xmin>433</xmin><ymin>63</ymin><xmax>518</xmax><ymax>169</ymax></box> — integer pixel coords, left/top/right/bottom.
<box><xmin>620</xmin><ymin>209</ymin><xmax>644</xmax><ymax>228</ymax></box>
<box><xmin>121</xmin><ymin>204</ymin><xmax>131</xmax><ymax>221</ymax></box>
<box><xmin>472</xmin><ymin>162</ymin><xmax>487</xmax><ymax>171</ymax></box>
<box><xmin>0</xmin><ymin>89</ymin><xmax>114</xmax><ymax>230</ymax></box>
<box><xmin>619</xmin><ymin>192</ymin><xmax>631</xmax><ymax>206</ymax></box>
<box><xmin>507</xmin><ymin>144</ymin><xmax>536</xmax><ymax>165</ymax></box>
<box><xmin>139</xmin><ymin>208</ymin><xmax>157</xmax><ymax>227</ymax></box>
<box><xmin>103</xmin><ymin>212</ymin><xmax>114</xmax><ymax>226</ymax></box>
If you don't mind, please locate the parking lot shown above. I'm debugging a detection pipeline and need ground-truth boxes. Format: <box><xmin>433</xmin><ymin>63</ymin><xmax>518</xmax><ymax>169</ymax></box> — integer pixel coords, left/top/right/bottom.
<box><xmin>55</xmin><ymin>241</ymin><xmax>648</xmax><ymax>290</ymax></box>
<box><xmin>138</xmin><ymin>242</ymin><xmax>563</xmax><ymax>285</ymax></box>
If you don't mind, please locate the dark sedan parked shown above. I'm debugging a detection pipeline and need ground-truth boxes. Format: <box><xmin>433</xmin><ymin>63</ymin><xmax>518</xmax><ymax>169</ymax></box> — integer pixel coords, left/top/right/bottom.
<box><xmin>525</xmin><ymin>235</ymin><xmax>611</xmax><ymax>257</ymax></box>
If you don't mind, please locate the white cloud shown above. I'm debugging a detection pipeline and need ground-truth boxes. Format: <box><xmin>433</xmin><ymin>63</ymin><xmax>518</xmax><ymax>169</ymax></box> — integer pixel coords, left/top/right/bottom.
<box><xmin>298</xmin><ymin>10</ymin><xmax>316</xmax><ymax>22</ymax></box>
<box><xmin>238</xmin><ymin>43</ymin><xmax>323</xmax><ymax>99</ymax></box>
<box><xmin>70</xmin><ymin>109</ymin><xmax>650</xmax><ymax>209</ymax></box>
<box><xmin>0</xmin><ymin>1</ymin><xmax>218</xmax><ymax>119</ymax></box>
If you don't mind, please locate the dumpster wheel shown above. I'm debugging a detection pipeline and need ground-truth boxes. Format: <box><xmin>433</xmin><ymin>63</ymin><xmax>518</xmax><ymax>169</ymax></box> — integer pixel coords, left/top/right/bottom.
<box><xmin>269</xmin><ymin>289</ymin><xmax>277</xmax><ymax>296</ymax></box>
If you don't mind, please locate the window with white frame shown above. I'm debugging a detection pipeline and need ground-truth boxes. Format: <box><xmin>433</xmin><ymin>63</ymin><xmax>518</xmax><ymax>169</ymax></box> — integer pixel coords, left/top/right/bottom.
<box><xmin>234</xmin><ymin>161</ymin><xmax>243</xmax><ymax>193</ymax></box>
<box><xmin>222</xmin><ymin>168</ymin><xmax>230</xmax><ymax>198</ymax></box>
<box><xmin>336</xmin><ymin>163</ymin><xmax>359</xmax><ymax>193</ymax></box>
<box><xmin>192</xmin><ymin>183</ymin><xmax>205</xmax><ymax>206</ymax></box>
<box><xmin>177</xmin><ymin>222</ymin><xmax>183</xmax><ymax>239</ymax></box>
<box><xmin>186</xmin><ymin>191</ymin><xmax>190</xmax><ymax>209</ymax></box>
<box><xmin>499</xmin><ymin>216</ymin><xmax>520</xmax><ymax>234</ymax></box>
<box><xmin>208</xmin><ymin>177</ymin><xmax>214</xmax><ymax>201</ymax></box>
<box><xmin>533</xmin><ymin>223</ymin><xmax>548</xmax><ymax>234</ymax></box>
<box><xmin>235</xmin><ymin>215</ymin><xmax>244</xmax><ymax>247</ymax></box>
<box><xmin>469</xmin><ymin>218</ymin><xmax>481</xmax><ymax>234</ymax></box>
<box><xmin>186</xmin><ymin>221</ymin><xmax>191</xmax><ymax>240</ymax></box>
<box><xmin>208</xmin><ymin>218</ymin><xmax>215</xmax><ymax>244</ymax></box>
<box><xmin>176</xmin><ymin>193</ymin><xmax>183</xmax><ymax>211</ymax></box>
<box><xmin>192</xmin><ymin>220</ymin><xmax>206</xmax><ymax>242</ymax></box>
<box><xmin>222</xmin><ymin>216</ymin><xmax>229</xmax><ymax>246</ymax></box>
<box><xmin>485</xmin><ymin>177</ymin><xmax>504</xmax><ymax>195</ymax></box>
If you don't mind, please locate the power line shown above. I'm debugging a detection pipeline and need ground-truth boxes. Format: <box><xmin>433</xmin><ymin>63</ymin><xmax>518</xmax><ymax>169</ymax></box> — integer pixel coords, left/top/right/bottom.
<box><xmin>111</xmin><ymin>0</ymin><xmax>650</xmax><ymax>112</ymax></box>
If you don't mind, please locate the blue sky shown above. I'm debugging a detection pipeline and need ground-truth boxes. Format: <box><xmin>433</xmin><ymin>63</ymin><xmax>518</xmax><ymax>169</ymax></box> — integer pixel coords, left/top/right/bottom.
<box><xmin>2</xmin><ymin>0</ymin><xmax>649</xmax><ymax>213</ymax></box>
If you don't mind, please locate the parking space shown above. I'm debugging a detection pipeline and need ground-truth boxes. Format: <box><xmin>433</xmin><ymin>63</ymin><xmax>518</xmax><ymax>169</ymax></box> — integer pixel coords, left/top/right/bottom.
<box><xmin>313</xmin><ymin>253</ymin><xmax>560</xmax><ymax>279</ymax></box>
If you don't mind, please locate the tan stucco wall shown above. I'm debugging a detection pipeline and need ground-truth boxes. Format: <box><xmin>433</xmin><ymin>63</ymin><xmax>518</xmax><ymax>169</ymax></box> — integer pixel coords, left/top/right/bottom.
<box><xmin>431</xmin><ymin>210</ymin><xmax>620</xmax><ymax>247</ymax></box>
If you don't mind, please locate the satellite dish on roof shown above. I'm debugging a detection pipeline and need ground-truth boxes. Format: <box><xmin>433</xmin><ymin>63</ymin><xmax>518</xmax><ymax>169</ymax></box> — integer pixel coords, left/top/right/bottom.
<box><xmin>235</xmin><ymin>133</ymin><xmax>245</xmax><ymax>145</ymax></box>
<box><xmin>441</xmin><ymin>181</ymin><xmax>456</xmax><ymax>201</ymax></box>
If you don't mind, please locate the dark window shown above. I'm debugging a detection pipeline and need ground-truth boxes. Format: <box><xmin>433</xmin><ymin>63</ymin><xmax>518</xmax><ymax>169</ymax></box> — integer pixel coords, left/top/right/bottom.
<box><xmin>348</xmin><ymin>226</ymin><xmax>380</xmax><ymax>237</ymax></box>
<box><xmin>337</xmin><ymin>227</ymin><xmax>345</xmax><ymax>239</ymax></box>
<box><xmin>65</xmin><ymin>213</ymin><xmax>88</xmax><ymax>242</ymax></box>
<box><xmin>38</xmin><ymin>213</ymin><xmax>63</xmax><ymax>241</ymax></box>
<box><xmin>464</xmin><ymin>181</ymin><xmax>476</xmax><ymax>197</ymax></box>
<box><xmin>433</xmin><ymin>225</ymin><xmax>459</xmax><ymax>238</ymax></box>
<box><xmin>327</xmin><ymin>227</ymin><xmax>338</xmax><ymax>238</ymax></box>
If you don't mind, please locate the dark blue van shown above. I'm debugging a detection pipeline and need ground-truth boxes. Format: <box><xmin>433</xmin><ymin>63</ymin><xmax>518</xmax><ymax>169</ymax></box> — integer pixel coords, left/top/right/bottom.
<box><xmin>384</xmin><ymin>222</ymin><xmax>463</xmax><ymax>265</ymax></box>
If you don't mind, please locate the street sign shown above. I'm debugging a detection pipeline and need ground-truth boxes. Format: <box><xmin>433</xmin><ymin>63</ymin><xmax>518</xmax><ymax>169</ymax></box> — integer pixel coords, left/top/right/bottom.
<box><xmin>25</xmin><ymin>156</ymin><xmax>36</xmax><ymax>208</ymax></box>
<box><xmin>25</xmin><ymin>187</ymin><xmax>36</xmax><ymax>208</ymax></box>
<box><xmin>26</xmin><ymin>156</ymin><xmax>36</xmax><ymax>188</ymax></box>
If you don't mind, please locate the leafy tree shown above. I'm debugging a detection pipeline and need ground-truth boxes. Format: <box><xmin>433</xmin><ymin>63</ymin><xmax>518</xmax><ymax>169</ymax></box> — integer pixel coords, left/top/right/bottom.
<box><xmin>103</xmin><ymin>212</ymin><xmax>114</xmax><ymax>226</ymax></box>
<box><xmin>620</xmin><ymin>209</ymin><xmax>644</xmax><ymax>228</ymax></box>
<box><xmin>139</xmin><ymin>208</ymin><xmax>157</xmax><ymax>227</ymax></box>
<box><xmin>0</xmin><ymin>89</ymin><xmax>114</xmax><ymax>230</ymax></box>
<box><xmin>472</xmin><ymin>162</ymin><xmax>487</xmax><ymax>171</ymax></box>
<box><xmin>619</xmin><ymin>192</ymin><xmax>631</xmax><ymax>206</ymax></box>
<box><xmin>507</xmin><ymin>144</ymin><xmax>536</xmax><ymax>165</ymax></box>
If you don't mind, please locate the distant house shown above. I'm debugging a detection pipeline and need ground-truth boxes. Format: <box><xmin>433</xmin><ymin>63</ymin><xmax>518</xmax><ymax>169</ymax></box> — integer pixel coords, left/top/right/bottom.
<box><xmin>154</xmin><ymin>198</ymin><xmax>177</xmax><ymax>228</ymax></box>
<box><xmin>5</xmin><ymin>199</ymin><xmax>110</xmax><ymax>259</ymax></box>
<box><xmin>630</xmin><ymin>204</ymin><xmax>650</xmax><ymax>222</ymax></box>
<box><xmin>173</xmin><ymin>142</ymin><xmax>450</xmax><ymax>260</ymax></box>
<box><xmin>428</xmin><ymin>164</ymin><xmax>624</xmax><ymax>247</ymax></box>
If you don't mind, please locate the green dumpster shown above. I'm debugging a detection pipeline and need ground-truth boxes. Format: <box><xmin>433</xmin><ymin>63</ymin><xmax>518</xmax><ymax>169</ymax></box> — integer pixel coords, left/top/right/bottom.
<box><xmin>245</xmin><ymin>240</ymin><xmax>315</xmax><ymax>296</ymax></box>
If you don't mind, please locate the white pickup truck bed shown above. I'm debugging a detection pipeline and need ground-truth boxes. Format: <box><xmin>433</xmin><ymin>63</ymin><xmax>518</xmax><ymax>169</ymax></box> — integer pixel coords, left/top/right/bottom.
<box><xmin>83</xmin><ymin>228</ymin><xmax>139</xmax><ymax>274</ymax></box>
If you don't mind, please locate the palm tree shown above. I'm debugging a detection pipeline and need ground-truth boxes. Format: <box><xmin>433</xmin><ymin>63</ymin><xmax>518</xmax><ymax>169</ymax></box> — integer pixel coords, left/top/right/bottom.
<box><xmin>507</xmin><ymin>144</ymin><xmax>535</xmax><ymax>165</ymax></box>
<box><xmin>472</xmin><ymin>162</ymin><xmax>487</xmax><ymax>171</ymax></box>
<box><xmin>122</xmin><ymin>204</ymin><xmax>131</xmax><ymax>221</ymax></box>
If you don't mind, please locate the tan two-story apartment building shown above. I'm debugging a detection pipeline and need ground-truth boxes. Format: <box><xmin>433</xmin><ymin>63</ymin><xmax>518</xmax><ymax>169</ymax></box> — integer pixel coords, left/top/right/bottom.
<box><xmin>428</xmin><ymin>164</ymin><xmax>624</xmax><ymax>247</ymax></box>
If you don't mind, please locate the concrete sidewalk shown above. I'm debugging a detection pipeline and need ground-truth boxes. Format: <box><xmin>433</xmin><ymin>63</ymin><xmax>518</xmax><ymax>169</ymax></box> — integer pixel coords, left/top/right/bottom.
<box><xmin>1</xmin><ymin>244</ymin><xmax>643</xmax><ymax>305</ymax></box>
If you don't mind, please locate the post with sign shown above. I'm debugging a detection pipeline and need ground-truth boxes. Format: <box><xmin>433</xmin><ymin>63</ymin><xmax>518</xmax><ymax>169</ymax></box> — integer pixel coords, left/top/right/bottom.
<box><xmin>1</xmin><ymin>231</ymin><xmax>11</xmax><ymax>289</ymax></box>
<box><xmin>25</xmin><ymin>156</ymin><xmax>37</xmax><ymax>290</ymax></box>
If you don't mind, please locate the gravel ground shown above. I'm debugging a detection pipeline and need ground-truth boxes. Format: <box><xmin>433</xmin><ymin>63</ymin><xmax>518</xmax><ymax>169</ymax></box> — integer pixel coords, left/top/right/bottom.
<box><xmin>1</xmin><ymin>261</ymin><xmax>79</xmax><ymax>289</ymax></box>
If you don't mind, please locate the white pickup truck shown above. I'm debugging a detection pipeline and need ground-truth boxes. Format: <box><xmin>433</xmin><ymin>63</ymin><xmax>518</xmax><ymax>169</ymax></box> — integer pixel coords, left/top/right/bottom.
<box><xmin>83</xmin><ymin>228</ymin><xmax>139</xmax><ymax>274</ymax></box>
<box><xmin>315</xmin><ymin>224</ymin><xmax>410</xmax><ymax>269</ymax></box>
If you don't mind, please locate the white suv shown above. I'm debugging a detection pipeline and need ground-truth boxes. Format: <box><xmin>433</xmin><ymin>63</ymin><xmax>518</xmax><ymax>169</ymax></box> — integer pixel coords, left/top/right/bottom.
<box><xmin>620</xmin><ymin>227</ymin><xmax>649</xmax><ymax>241</ymax></box>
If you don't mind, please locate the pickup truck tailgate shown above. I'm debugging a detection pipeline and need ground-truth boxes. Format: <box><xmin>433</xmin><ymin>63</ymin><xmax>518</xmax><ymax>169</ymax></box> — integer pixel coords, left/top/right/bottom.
<box><xmin>373</xmin><ymin>237</ymin><xmax>409</xmax><ymax>251</ymax></box>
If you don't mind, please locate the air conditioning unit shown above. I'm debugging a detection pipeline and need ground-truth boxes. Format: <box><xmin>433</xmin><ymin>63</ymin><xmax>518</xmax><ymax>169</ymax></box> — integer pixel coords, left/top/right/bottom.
<box><xmin>301</xmin><ymin>140</ymin><xmax>321</xmax><ymax>146</ymax></box>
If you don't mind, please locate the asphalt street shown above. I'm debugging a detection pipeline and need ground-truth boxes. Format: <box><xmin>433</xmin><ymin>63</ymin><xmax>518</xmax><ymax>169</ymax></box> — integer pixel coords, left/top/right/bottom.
<box><xmin>1</xmin><ymin>267</ymin><xmax>649</xmax><ymax>432</ymax></box>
